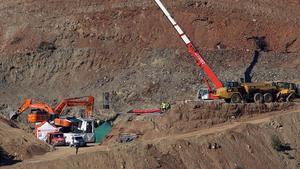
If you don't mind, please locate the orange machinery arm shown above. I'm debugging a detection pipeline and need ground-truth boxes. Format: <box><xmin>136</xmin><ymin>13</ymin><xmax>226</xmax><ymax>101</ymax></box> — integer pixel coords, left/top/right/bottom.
<box><xmin>53</xmin><ymin>96</ymin><xmax>95</xmax><ymax>118</ymax></box>
<box><xmin>9</xmin><ymin>99</ymin><xmax>54</xmax><ymax>120</ymax></box>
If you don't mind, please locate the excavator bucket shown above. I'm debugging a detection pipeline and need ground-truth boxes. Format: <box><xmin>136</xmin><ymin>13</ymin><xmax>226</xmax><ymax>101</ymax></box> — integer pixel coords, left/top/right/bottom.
<box><xmin>9</xmin><ymin>111</ymin><xmax>19</xmax><ymax>120</ymax></box>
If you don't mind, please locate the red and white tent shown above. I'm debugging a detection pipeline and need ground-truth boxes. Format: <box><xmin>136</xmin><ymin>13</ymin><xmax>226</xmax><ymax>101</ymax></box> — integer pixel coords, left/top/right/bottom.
<box><xmin>35</xmin><ymin>122</ymin><xmax>59</xmax><ymax>141</ymax></box>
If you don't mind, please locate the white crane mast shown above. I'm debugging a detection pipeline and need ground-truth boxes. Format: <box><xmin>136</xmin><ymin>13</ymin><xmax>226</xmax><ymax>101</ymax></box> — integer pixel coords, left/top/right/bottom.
<box><xmin>154</xmin><ymin>0</ymin><xmax>191</xmax><ymax>45</ymax></box>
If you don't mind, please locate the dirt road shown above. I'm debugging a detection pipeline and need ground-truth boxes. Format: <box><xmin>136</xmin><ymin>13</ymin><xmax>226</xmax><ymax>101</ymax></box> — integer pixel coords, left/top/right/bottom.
<box><xmin>21</xmin><ymin>144</ymin><xmax>110</xmax><ymax>164</ymax></box>
<box><xmin>149</xmin><ymin>106</ymin><xmax>300</xmax><ymax>143</ymax></box>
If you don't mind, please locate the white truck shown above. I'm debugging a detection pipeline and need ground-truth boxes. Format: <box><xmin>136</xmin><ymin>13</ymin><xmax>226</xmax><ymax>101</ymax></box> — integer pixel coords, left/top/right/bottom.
<box><xmin>64</xmin><ymin>133</ymin><xmax>86</xmax><ymax>147</ymax></box>
<box><xmin>64</xmin><ymin>118</ymin><xmax>96</xmax><ymax>145</ymax></box>
<box><xmin>77</xmin><ymin>118</ymin><xmax>96</xmax><ymax>143</ymax></box>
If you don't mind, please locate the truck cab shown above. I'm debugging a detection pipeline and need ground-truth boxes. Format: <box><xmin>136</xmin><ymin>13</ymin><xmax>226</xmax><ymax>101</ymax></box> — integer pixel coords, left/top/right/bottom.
<box><xmin>77</xmin><ymin>118</ymin><xmax>96</xmax><ymax>143</ymax></box>
<box><xmin>274</xmin><ymin>82</ymin><xmax>298</xmax><ymax>94</ymax></box>
<box><xmin>273</xmin><ymin>82</ymin><xmax>299</xmax><ymax>101</ymax></box>
<box><xmin>215</xmin><ymin>81</ymin><xmax>244</xmax><ymax>103</ymax></box>
<box><xmin>46</xmin><ymin>132</ymin><xmax>66</xmax><ymax>146</ymax></box>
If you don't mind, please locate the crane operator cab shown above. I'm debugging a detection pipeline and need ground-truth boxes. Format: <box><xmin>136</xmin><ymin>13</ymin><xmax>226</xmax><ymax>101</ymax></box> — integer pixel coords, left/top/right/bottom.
<box><xmin>197</xmin><ymin>88</ymin><xmax>210</xmax><ymax>100</ymax></box>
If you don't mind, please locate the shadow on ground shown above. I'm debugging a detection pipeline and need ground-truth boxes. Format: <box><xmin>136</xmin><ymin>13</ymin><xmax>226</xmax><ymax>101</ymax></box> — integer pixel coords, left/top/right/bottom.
<box><xmin>0</xmin><ymin>146</ymin><xmax>22</xmax><ymax>166</ymax></box>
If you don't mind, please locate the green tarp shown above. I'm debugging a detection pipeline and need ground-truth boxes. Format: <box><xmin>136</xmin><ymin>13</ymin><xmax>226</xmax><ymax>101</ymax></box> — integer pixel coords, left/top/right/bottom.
<box><xmin>95</xmin><ymin>122</ymin><xmax>112</xmax><ymax>143</ymax></box>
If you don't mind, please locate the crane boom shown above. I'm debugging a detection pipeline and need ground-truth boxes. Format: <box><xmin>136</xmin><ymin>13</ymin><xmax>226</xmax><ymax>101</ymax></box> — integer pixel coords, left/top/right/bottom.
<box><xmin>154</xmin><ymin>0</ymin><xmax>223</xmax><ymax>89</ymax></box>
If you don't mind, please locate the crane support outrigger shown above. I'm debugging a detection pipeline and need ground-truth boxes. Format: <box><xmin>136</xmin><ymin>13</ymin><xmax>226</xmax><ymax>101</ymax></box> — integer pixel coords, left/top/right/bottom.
<box><xmin>154</xmin><ymin>0</ymin><xmax>223</xmax><ymax>99</ymax></box>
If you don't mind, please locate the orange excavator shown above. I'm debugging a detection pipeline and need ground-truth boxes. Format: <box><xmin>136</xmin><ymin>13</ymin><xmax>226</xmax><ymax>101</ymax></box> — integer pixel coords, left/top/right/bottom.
<box><xmin>9</xmin><ymin>99</ymin><xmax>57</xmax><ymax>123</ymax></box>
<box><xmin>53</xmin><ymin>96</ymin><xmax>94</xmax><ymax>127</ymax></box>
<box><xmin>10</xmin><ymin>96</ymin><xmax>95</xmax><ymax>127</ymax></box>
<box><xmin>53</xmin><ymin>96</ymin><xmax>94</xmax><ymax>117</ymax></box>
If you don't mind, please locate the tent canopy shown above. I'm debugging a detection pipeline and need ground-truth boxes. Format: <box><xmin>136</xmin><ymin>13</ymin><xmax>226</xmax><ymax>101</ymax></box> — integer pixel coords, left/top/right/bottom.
<box><xmin>36</xmin><ymin>122</ymin><xmax>59</xmax><ymax>141</ymax></box>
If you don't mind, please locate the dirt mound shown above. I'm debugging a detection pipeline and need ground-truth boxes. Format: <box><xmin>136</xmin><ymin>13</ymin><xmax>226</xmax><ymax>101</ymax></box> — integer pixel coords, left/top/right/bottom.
<box><xmin>0</xmin><ymin>116</ymin><xmax>19</xmax><ymax>129</ymax></box>
<box><xmin>0</xmin><ymin>116</ymin><xmax>50</xmax><ymax>166</ymax></box>
<box><xmin>159</xmin><ymin>102</ymin><xmax>293</xmax><ymax>132</ymax></box>
<box><xmin>113</xmin><ymin>102</ymin><xmax>294</xmax><ymax>140</ymax></box>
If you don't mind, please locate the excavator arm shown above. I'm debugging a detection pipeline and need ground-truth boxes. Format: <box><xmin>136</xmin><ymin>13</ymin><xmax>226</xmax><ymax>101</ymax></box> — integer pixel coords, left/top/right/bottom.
<box><xmin>9</xmin><ymin>99</ymin><xmax>54</xmax><ymax>120</ymax></box>
<box><xmin>10</xmin><ymin>99</ymin><xmax>31</xmax><ymax>120</ymax></box>
<box><xmin>10</xmin><ymin>96</ymin><xmax>94</xmax><ymax>124</ymax></box>
<box><xmin>54</xmin><ymin>96</ymin><xmax>94</xmax><ymax>118</ymax></box>
<box><xmin>154</xmin><ymin>0</ymin><xmax>223</xmax><ymax>99</ymax></box>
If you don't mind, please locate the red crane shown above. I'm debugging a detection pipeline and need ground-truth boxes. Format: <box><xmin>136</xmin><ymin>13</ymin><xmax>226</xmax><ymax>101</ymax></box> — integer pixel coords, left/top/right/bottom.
<box><xmin>154</xmin><ymin>0</ymin><xmax>223</xmax><ymax>99</ymax></box>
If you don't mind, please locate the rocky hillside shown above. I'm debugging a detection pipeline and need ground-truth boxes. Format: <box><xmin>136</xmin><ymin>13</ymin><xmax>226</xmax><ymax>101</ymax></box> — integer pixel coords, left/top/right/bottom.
<box><xmin>0</xmin><ymin>0</ymin><xmax>299</xmax><ymax>113</ymax></box>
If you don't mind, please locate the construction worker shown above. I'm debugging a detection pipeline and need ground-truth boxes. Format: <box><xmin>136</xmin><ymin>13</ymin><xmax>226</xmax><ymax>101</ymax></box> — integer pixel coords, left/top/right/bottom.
<box><xmin>72</xmin><ymin>136</ymin><xmax>80</xmax><ymax>155</ymax></box>
<box><xmin>160</xmin><ymin>102</ymin><xmax>171</xmax><ymax>112</ymax></box>
<box><xmin>75</xmin><ymin>143</ymin><xmax>79</xmax><ymax>155</ymax></box>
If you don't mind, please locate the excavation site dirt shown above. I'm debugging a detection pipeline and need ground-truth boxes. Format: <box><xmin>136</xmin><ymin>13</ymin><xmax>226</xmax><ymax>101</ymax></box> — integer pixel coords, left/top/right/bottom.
<box><xmin>2</xmin><ymin>102</ymin><xmax>300</xmax><ymax>169</ymax></box>
<box><xmin>0</xmin><ymin>0</ymin><xmax>300</xmax><ymax>168</ymax></box>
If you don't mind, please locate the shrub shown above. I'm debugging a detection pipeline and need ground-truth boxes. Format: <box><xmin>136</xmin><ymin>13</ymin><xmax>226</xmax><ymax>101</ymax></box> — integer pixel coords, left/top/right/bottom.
<box><xmin>37</xmin><ymin>41</ymin><xmax>56</xmax><ymax>52</ymax></box>
<box><xmin>271</xmin><ymin>135</ymin><xmax>291</xmax><ymax>152</ymax></box>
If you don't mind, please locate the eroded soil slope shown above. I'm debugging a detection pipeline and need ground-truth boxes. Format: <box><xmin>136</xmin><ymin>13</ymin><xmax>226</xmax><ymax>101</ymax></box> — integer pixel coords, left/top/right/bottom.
<box><xmin>114</xmin><ymin>102</ymin><xmax>293</xmax><ymax>140</ymax></box>
<box><xmin>0</xmin><ymin>116</ymin><xmax>50</xmax><ymax>166</ymax></box>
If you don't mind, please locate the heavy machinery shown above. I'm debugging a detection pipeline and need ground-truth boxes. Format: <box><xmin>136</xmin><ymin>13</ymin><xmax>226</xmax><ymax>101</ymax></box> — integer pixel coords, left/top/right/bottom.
<box><xmin>215</xmin><ymin>82</ymin><xmax>279</xmax><ymax>103</ymax></box>
<box><xmin>273</xmin><ymin>82</ymin><xmax>299</xmax><ymax>101</ymax></box>
<box><xmin>154</xmin><ymin>0</ymin><xmax>223</xmax><ymax>100</ymax></box>
<box><xmin>154</xmin><ymin>0</ymin><xmax>298</xmax><ymax>103</ymax></box>
<box><xmin>216</xmin><ymin>81</ymin><xmax>299</xmax><ymax>103</ymax></box>
<box><xmin>46</xmin><ymin>132</ymin><xmax>66</xmax><ymax>146</ymax></box>
<box><xmin>10</xmin><ymin>96</ymin><xmax>95</xmax><ymax>127</ymax></box>
<box><xmin>53</xmin><ymin>96</ymin><xmax>94</xmax><ymax>127</ymax></box>
<box><xmin>53</xmin><ymin>96</ymin><xmax>94</xmax><ymax>117</ymax></box>
<box><xmin>63</xmin><ymin>118</ymin><xmax>96</xmax><ymax>143</ymax></box>
<box><xmin>9</xmin><ymin>99</ymin><xmax>57</xmax><ymax>123</ymax></box>
<box><xmin>64</xmin><ymin>134</ymin><xmax>86</xmax><ymax>147</ymax></box>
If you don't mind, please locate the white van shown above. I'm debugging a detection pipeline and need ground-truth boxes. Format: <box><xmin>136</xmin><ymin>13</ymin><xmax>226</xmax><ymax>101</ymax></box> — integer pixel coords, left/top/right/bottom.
<box><xmin>64</xmin><ymin>133</ymin><xmax>86</xmax><ymax>147</ymax></box>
